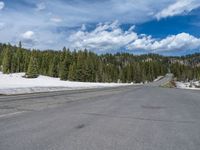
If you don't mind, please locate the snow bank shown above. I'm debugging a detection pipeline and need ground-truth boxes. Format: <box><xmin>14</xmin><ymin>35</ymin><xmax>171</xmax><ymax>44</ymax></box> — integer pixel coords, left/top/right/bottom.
<box><xmin>176</xmin><ymin>81</ymin><xmax>200</xmax><ymax>90</ymax></box>
<box><xmin>0</xmin><ymin>72</ymin><xmax>130</xmax><ymax>95</ymax></box>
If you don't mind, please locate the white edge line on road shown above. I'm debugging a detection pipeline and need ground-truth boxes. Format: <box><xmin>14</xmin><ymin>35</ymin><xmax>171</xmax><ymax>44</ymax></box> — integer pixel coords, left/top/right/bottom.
<box><xmin>0</xmin><ymin>111</ymin><xmax>26</xmax><ymax>118</ymax></box>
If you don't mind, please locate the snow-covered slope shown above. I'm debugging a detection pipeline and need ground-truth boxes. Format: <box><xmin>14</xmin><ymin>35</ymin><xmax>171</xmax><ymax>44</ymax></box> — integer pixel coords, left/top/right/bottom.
<box><xmin>0</xmin><ymin>72</ymin><xmax>130</xmax><ymax>95</ymax></box>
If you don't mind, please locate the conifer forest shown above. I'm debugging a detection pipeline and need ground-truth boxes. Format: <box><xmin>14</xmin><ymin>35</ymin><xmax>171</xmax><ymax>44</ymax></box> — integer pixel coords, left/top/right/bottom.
<box><xmin>0</xmin><ymin>43</ymin><xmax>200</xmax><ymax>83</ymax></box>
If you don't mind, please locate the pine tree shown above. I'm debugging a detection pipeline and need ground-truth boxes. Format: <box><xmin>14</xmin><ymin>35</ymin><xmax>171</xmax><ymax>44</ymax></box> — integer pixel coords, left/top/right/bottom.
<box><xmin>68</xmin><ymin>62</ymin><xmax>77</xmax><ymax>81</ymax></box>
<box><xmin>75</xmin><ymin>52</ymin><xmax>85</xmax><ymax>81</ymax></box>
<box><xmin>59</xmin><ymin>49</ymin><xmax>71</xmax><ymax>80</ymax></box>
<box><xmin>26</xmin><ymin>56</ymin><xmax>39</xmax><ymax>78</ymax></box>
<box><xmin>49</xmin><ymin>56</ymin><xmax>59</xmax><ymax>77</ymax></box>
<box><xmin>60</xmin><ymin>57</ymin><xmax>70</xmax><ymax>80</ymax></box>
<box><xmin>17</xmin><ymin>42</ymin><xmax>23</xmax><ymax>72</ymax></box>
<box><xmin>11</xmin><ymin>51</ymin><xmax>18</xmax><ymax>73</ymax></box>
<box><xmin>2</xmin><ymin>47</ymin><xmax>12</xmax><ymax>74</ymax></box>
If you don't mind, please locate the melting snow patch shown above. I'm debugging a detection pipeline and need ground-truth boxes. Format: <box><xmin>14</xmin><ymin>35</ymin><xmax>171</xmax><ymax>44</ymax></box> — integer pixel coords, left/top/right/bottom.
<box><xmin>0</xmin><ymin>72</ymin><xmax>130</xmax><ymax>95</ymax></box>
<box><xmin>176</xmin><ymin>81</ymin><xmax>200</xmax><ymax>90</ymax></box>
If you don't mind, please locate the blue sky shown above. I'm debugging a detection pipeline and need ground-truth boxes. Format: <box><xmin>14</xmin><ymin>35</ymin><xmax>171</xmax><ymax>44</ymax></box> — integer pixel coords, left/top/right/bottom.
<box><xmin>0</xmin><ymin>0</ymin><xmax>200</xmax><ymax>55</ymax></box>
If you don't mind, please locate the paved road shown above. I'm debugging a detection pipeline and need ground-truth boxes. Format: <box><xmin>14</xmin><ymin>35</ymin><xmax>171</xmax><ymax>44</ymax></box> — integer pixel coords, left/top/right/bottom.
<box><xmin>0</xmin><ymin>76</ymin><xmax>200</xmax><ymax>150</ymax></box>
<box><xmin>149</xmin><ymin>73</ymin><xmax>174</xmax><ymax>87</ymax></box>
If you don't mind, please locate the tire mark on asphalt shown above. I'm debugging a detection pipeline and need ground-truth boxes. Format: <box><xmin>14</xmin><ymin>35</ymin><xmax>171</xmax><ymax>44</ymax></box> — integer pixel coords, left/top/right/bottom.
<box><xmin>83</xmin><ymin>113</ymin><xmax>197</xmax><ymax>124</ymax></box>
<box><xmin>0</xmin><ymin>111</ymin><xmax>26</xmax><ymax>118</ymax></box>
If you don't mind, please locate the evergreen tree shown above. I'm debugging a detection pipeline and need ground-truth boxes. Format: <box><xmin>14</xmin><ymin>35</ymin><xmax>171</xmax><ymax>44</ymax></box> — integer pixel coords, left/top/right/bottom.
<box><xmin>68</xmin><ymin>62</ymin><xmax>77</xmax><ymax>81</ymax></box>
<box><xmin>59</xmin><ymin>48</ymin><xmax>71</xmax><ymax>80</ymax></box>
<box><xmin>2</xmin><ymin>47</ymin><xmax>12</xmax><ymax>74</ymax></box>
<box><xmin>59</xmin><ymin>55</ymin><xmax>71</xmax><ymax>80</ymax></box>
<box><xmin>11</xmin><ymin>51</ymin><xmax>18</xmax><ymax>73</ymax></box>
<box><xmin>26</xmin><ymin>56</ymin><xmax>39</xmax><ymax>78</ymax></box>
<box><xmin>16</xmin><ymin>41</ymin><xmax>23</xmax><ymax>72</ymax></box>
<box><xmin>75</xmin><ymin>52</ymin><xmax>85</xmax><ymax>81</ymax></box>
<box><xmin>49</xmin><ymin>56</ymin><xmax>59</xmax><ymax>77</ymax></box>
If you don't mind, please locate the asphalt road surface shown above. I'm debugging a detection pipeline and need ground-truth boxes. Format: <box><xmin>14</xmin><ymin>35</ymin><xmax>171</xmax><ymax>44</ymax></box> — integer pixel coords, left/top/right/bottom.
<box><xmin>0</xmin><ymin>75</ymin><xmax>200</xmax><ymax>150</ymax></box>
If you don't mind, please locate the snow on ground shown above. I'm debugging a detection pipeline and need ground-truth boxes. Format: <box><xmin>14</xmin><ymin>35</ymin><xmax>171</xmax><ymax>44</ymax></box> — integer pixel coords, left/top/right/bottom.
<box><xmin>176</xmin><ymin>81</ymin><xmax>200</xmax><ymax>90</ymax></box>
<box><xmin>0</xmin><ymin>72</ymin><xmax>131</xmax><ymax>95</ymax></box>
<box><xmin>154</xmin><ymin>76</ymin><xmax>164</xmax><ymax>82</ymax></box>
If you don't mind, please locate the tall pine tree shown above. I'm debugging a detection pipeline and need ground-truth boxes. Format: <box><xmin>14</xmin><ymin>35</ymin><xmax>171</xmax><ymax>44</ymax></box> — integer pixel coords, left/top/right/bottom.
<box><xmin>26</xmin><ymin>56</ymin><xmax>39</xmax><ymax>78</ymax></box>
<box><xmin>2</xmin><ymin>47</ymin><xmax>12</xmax><ymax>74</ymax></box>
<box><xmin>68</xmin><ymin>62</ymin><xmax>77</xmax><ymax>81</ymax></box>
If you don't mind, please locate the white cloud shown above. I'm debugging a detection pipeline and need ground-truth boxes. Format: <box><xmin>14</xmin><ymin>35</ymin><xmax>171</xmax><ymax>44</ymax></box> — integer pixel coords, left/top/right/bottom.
<box><xmin>0</xmin><ymin>0</ymin><xmax>200</xmax><ymax>53</ymax></box>
<box><xmin>68</xmin><ymin>21</ymin><xmax>138</xmax><ymax>51</ymax></box>
<box><xmin>50</xmin><ymin>17</ymin><xmax>63</xmax><ymax>23</ymax></box>
<box><xmin>0</xmin><ymin>1</ymin><xmax>4</xmax><ymax>10</ymax></box>
<box><xmin>67</xmin><ymin>21</ymin><xmax>200</xmax><ymax>53</ymax></box>
<box><xmin>21</xmin><ymin>31</ymin><xmax>37</xmax><ymax>46</ymax></box>
<box><xmin>22</xmin><ymin>31</ymin><xmax>35</xmax><ymax>39</ymax></box>
<box><xmin>155</xmin><ymin>0</ymin><xmax>200</xmax><ymax>20</ymax></box>
<box><xmin>128</xmin><ymin>33</ymin><xmax>200</xmax><ymax>52</ymax></box>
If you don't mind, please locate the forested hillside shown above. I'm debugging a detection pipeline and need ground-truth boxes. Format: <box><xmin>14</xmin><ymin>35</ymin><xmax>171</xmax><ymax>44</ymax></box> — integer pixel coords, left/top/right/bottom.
<box><xmin>0</xmin><ymin>43</ymin><xmax>200</xmax><ymax>83</ymax></box>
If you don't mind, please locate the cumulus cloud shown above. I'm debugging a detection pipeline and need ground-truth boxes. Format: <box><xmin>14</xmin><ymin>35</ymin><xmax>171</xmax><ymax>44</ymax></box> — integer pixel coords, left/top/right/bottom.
<box><xmin>0</xmin><ymin>0</ymin><xmax>200</xmax><ymax>54</ymax></box>
<box><xmin>22</xmin><ymin>31</ymin><xmax>35</xmax><ymax>39</ymax></box>
<box><xmin>21</xmin><ymin>31</ymin><xmax>37</xmax><ymax>46</ymax></box>
<box><xmin>68</xmin><ymin>21</ymin><xmax>137</xmax><ymax>51</ymax></box>
<box><xmin>128</xmin><ymin>33</ymin><xmax>200</xmax><ymax>52</ymax></box>
<box><xmin>155</xmin><ymin>0</ymin><xmax>200</xmax><ymax>20</ymax></box>
<box><xmin>67</xmin><ymin>21</ymin><xmax>200</xmax><ymax>53</ymax></box>
<box><xmin>0</xmin><ymin>1</ymin><xmax>4</xmax><ymax>10</ymax></box>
